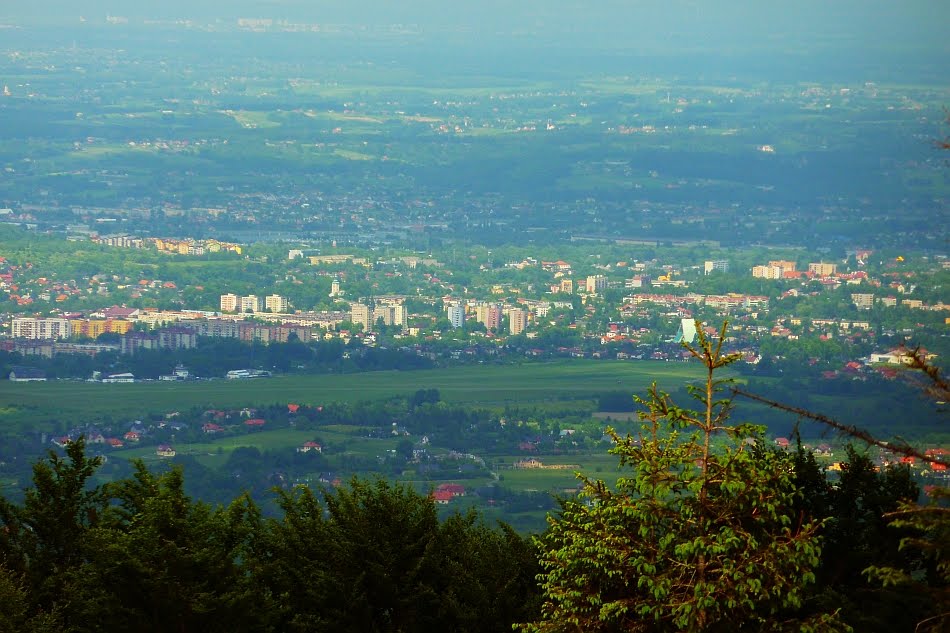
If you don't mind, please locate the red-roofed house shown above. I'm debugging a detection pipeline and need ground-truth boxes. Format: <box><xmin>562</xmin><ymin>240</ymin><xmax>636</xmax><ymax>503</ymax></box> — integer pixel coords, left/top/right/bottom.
<box><xmin>202</xmin><ymin>423</ymin><xmax>224</xmax><ymax>434</ymax></box>
<box><xmin>436</xmin><ymin>483</ymin><xmax>466</xmax><ymax>497</ymax></box>
<box><xmin>431</xmin><ymin>490</ymin><xmax>453</xmax><ymax>505</ymax></box>
<box><xmin>244</xmin><ymin>418</ymin><xmax>266</xmax><ymax>428</ymax></box>
<box><xmin>297</xmin><ymin>441</ymin><xmax>322</xmax><ymax>453</ymax></box>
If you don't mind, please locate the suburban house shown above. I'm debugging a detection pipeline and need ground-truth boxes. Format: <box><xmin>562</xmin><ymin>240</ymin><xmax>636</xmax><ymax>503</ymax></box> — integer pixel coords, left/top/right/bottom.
<box><xmin>870</xmin><ymin>346</ymin><xmax>938</xmax><ymax>365</ymax></box>
<box><xmin>514</xmin><ymin>457</ymin><xmax>543</xmax><ymax>469</ymax></box>
<box><xmin>436</xmin><ymin>483</ymin><xmax>466</xmax><ymax>497</ymax></box>
<box><xmin>156</xmin><ymin>444</ymin><xmax>176</xmax><ymax>458</ymax></box>
<box><xmin>431</xmin><ymin>490</ymin><xmax>454</xmax><ymax>505</ymax></box>
<box><xmin>297</xmin><ymin>441</ymin><xmax>322</xmax><ymax>453</ymax></box>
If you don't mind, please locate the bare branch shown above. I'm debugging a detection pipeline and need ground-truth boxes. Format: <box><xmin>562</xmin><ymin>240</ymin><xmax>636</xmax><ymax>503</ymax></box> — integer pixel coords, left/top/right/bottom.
<box><xmin>731</xmin><ymin>387</ymin><xmax>949</xmax><ymax>468</ymax></box>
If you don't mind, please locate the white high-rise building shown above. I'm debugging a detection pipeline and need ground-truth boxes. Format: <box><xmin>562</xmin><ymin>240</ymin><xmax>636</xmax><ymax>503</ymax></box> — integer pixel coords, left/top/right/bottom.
<box><xmin>11</xmin><ymin>317</ymin><xmax>71</xmax><ymax>340</ymax></box>
<box><xmin>240</xmin><ymin>295</ymin><xmax>261</xmax><ymax>313</ymax></box>
<box><xmin>392</xmin><ymin>304</ymin><xmax>407</xmax><ymax>327</ymax></box>
<box><xmin>447</xmin><ymin>304</ymin><xmax>465</xmax><ymax>329</ymax></box>
<box><xmin>265</xmin><ymin>294</ymin><xmax>289</xmax><ymax>313</ymax></box>
<box><xmin>220</xmin><ymin>293</ymin><xmax>239</xmax><ymax>312</ymax></box>
<box><xmin>371</xmin><ymin>304</ymin><xmax>407</xmax><ymax>328</ymax></box>
<box><xmin>350</xmin><ymin>303</ymin><xmax>370</xmax><ymax>330</ymax></box>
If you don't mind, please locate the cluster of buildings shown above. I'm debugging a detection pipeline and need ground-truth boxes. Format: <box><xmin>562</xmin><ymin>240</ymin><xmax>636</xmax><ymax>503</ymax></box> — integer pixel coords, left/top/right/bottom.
<box><xmin>220</xmin><ymin>293</ymin><xmax>290</xmax><ymax>314</ymax></box>
<box><xmin>93</xmin><ymin>235</ymin><xmax>243</xmax><ymax>256</ymax></box>
<box><xmin>620</xmin><ymin>292</ymin><xmax>769</xmax><ymax>313</ymax></box>
<box><xmin>4</xmin><ymin>305</ymin><xmax>344</xmax><ymax>358</ymax></box>
<box><xmin>443</xmin><ymin>301</ymin><xmax>529</xmax><ymax>335</ymax></box>
<box><xmin>350</xmin><ymin>298</ymin><xmax>408</xmax><ymax>330</ymax></box>
<box><xmin>10</xmin><ymin>316</ymin><xmax>136</xmax><ymax>340</ymax></box>
<box><xmin>751</xmin><ymin>260</ymin><xmax>837</xmax><ymax>279</ymax></box>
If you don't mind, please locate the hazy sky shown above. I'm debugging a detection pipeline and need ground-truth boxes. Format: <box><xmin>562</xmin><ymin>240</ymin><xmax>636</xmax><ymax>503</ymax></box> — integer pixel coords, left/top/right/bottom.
<box><xmin>4</xmin><ymin>0</ymin><xmax>947</xmax><ymax>48</ymax></box>
<box><xmin>2</xmin><ymin>1</ymin><xmax>947</xmax><ymax>81</ymax></box>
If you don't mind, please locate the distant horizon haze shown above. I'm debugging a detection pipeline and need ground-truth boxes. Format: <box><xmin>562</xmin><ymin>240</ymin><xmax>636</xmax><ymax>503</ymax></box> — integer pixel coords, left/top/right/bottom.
<box><xmin>1</xmin><ymin>1</ymin><xmax>948</xmax><ymax>83</ymax></box>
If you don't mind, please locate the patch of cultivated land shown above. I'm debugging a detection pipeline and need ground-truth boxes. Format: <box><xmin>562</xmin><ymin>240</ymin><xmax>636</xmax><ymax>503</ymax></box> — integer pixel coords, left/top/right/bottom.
<box><xmin>0</xmin><ymin>360</ymin><xmax>703</xmax><ymax>427</ymax></box>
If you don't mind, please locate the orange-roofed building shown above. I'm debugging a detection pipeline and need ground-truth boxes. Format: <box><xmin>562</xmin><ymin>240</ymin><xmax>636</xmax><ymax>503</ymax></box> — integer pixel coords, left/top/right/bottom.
<box><xmin>431</xmin><ymin>490</ymin><xmax>453</xmax><ymax>505</ymax></box>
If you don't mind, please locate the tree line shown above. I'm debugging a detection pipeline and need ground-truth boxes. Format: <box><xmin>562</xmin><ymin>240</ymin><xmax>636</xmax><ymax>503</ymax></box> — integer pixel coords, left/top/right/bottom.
<box><xmin>0</xmin><ymin>439</ymin><xmax>540</xmax><ymax>633</ymax></box>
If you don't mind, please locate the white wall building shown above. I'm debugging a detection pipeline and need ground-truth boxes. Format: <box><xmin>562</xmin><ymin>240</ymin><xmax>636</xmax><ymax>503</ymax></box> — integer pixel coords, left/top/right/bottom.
<box><xmin>11</xmin><ymin>317</ymin><xmax>71</xmax><ymax>340</ymax></box>
<box><xmin>350</xmin><ymin>303</ymin><xmax>370</xmax><ymax>330</ymax></box>
<box><xmin>240</xmin><ymin>295</ymin><xmax>261</xmax><ymax>313</ymax></box>
<box><xmin>447</xmin><ymin>304</ymin><xmax>465</xmax><ymax>329</ymax></box>
<box><xmin>265</xmin><ymin>294</ymin><xmax>289</xmax><ymax>313</ymax></box>
<box><xmin>220</xmin><ymin>293</ymin><xmax>239</xmax><ymax>312</ymax></box>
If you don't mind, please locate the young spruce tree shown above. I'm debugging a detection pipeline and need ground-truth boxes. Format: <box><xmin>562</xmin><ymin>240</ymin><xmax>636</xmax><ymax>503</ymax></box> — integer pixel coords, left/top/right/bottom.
<box><xmin>520</xmin><ymin>323</ymin><xmax>848</xmax><ymax>632</ymax></box>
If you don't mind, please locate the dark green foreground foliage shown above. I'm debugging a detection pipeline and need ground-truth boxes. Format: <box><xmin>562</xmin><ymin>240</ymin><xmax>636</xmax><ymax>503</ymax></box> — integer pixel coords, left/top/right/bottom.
<box><xmin>0</xmin><ymin>439</ymin><xmax>539</xmax><ymax>633</ymax></box>
<box><xmin>0</xmin><ymin>379</ymin><xmax>943</xmax><ymax>631</ymax></box>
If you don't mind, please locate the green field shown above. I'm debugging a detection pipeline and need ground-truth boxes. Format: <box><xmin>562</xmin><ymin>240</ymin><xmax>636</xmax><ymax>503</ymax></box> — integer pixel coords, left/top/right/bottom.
<box><xmin>0</xmin><ymin>360</ymin><xmax>704</xmax><ymax>428</ymax></box>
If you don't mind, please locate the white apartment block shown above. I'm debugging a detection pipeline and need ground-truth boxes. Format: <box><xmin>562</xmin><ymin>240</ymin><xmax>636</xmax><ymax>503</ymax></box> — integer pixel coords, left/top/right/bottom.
<box><xmin>12</xmin><ymin>317</ymin><xmax>71</xmax><ymax>340</ymax></box>
<box><xmin>220</xmin><ymin>293</ymin><xmax>239</xmax><ymax>312</ymax></box>
<box><xmin>372</xmin><ymin>304</ymin><xmax>407</xmax><ymax>328</ymax></box>
<box><xmin>447</xmin><ymin>304</ymin><xmax>465</xmax><ymax>329</ymax></box>
<box><xmin>393</xmin><ymin>304</ymin><xmax>407</xmax><ymax>327</ymax></box>
<box><xmin>350</xmin><ymin>303</ymin><xmax>370</xmax><ymax>330</ymax></box>
<box><xmin>240</xmin><ymin>295</ymin><xmax>261</xmax><ymax>313</ymax></box>
<box><xmin>265</xmin><ymin>294</ymin><xmax>289</xmax><ymax>313</ymax></box>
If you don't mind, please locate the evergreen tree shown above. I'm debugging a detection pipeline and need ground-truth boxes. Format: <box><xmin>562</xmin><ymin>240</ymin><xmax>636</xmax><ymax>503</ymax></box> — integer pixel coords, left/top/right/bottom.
<box><xmin>0</xmin><ymin>437</ymin><xmax>106</xmax><ymax>630</ymax></box>
<box><xmin>520</xmin><ymin>324</ymin><xmax>847</xmax><ymax>632</ymax></box>
<box><xmin>259</xmin><ymin>478</ymin><xmax>540</xmax><ymax>633</ymax></box>
<box><xmin>78</xmin><ymin>462</ymin><xmax>266</xmax><ymax>632</ymax></box>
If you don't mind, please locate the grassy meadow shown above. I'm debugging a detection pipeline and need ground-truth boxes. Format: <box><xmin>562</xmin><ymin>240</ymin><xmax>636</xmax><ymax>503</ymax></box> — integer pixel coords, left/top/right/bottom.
<box><xmin>0</xmin><ymin>360</ymin><xmax>704</xmax><ymax>429</ymax></box>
